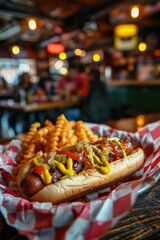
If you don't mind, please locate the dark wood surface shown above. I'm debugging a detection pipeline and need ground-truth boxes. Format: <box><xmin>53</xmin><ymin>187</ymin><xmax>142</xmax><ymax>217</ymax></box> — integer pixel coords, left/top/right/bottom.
<box><xmin>0</xmin><ymin>180</ymin><xmax>159</xmax><ymax>240</ymax></box>
<box><xmin>101</xmin><ymin>180</ymin><xmax>160</xmax><ymax>240</ymax></box>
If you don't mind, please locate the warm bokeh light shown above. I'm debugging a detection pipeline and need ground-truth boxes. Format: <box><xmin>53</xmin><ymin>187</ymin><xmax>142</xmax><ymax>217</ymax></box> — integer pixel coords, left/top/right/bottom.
<box><xmin>136</xmin><ymin>115</ymin><xmax>145</xmax><ymax>130</ymax></box>
<box><xmin>60</xmin><ymin>67</ymin><xmax>68</xmax><ymax>75</ymax></box>
<box><xmin>154</xmin><ymin>49</ymin><xmax>160</xmax><ymax>57</ymax></box>
<box><xmin>59</xmin><ymin>52</ymin><xmax>67</xmax><ymax>60</ymax></box>
<box><xmin>93</xmin><ymin>53</ymin><xmax>101</xmax><ymax>62</ymax></box>
<box><xmin>12</xmin><ymin>45</ymin><xmax>20</xmax><ymax>55</ymax></box>
<box><xmin>22</xmin><ymin>17</ymin><xmax>44</xmax><ymax>31</ymax></box>
<box><xmin>28</xmin><ymin>18</ymin><xmax>37</xmax><ymax>30</ymax></box>
<box><xmin>131</xmin><ymin>6</ymin><xmax>140</xmax><ymax>18</ymax></box>
<box><xmin>138</xmin><ymin>42</ymin><xmax>147</xmax><ymax>52</ymax></box>
<box><xmin>47</xmin><ymin>43</ymin><xmax>65</xmax><ymax>54</ymax></box>
<box><xmin>74</xmin><ymin>48</ymin><xmax>86</xmax><ymax>57</ymax></box>
<box><xmin>74</xmin><ymin>48</ymin><xmax>82</xmax><ymax>56</ymax></box>
<box><xmin>114</xmin><ymin>24</ymin><xmax>138</xmax><ymax>38</ymax></box>
<box><xmin>81</xmin><ymin>50</ymin><xmax>86</xmax><ymax>57</ymax></box>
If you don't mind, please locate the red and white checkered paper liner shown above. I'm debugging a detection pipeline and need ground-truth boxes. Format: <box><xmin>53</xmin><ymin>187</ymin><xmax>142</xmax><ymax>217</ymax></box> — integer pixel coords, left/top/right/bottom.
<box><xmin>0</xmin><ymin>121</ymin><xmax>160</xmax><ymax>240</ymax></box>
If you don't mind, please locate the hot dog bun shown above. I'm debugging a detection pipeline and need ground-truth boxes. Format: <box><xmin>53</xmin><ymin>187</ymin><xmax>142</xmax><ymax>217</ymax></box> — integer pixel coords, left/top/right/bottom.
<box><xmin>17</xmin><ymin>148</ymin><xmax>144</xmax><ymax>204</ymax></box>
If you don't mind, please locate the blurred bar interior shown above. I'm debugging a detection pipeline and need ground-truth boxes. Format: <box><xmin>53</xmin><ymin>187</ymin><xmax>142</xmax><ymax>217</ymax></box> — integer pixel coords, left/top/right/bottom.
<box><xmin>0</xmin><ymin>0</ymin><xmax>160</xmax><ymax>138</ymax></box>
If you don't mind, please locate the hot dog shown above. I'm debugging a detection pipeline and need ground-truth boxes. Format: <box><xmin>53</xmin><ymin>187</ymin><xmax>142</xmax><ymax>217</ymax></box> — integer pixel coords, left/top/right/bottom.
<box><xmin>17</xmin><ymin>137</ymin><xmax>144</xmax><ymax>204</ymax></box>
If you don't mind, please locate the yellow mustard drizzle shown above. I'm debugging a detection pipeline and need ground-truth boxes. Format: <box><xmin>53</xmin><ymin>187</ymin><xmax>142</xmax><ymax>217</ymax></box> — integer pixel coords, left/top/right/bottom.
<box><xmin>92</xmin><ymin>152</ymin><xmax>101</xmax><ymax>164</ymax></box>
<box><xmin>96</xmin><ymin>161</ymin><xmax>110</xmax><ymax>174</ymax></box>
<box><xmin>40</xmin><ymin>166</ymin><xmax>52</xmax><ymax>184</ymax></box>
<box><xmin>54</xmin><ymin>157</ymin><xmax>74</xmax><ymax>176</ymax></box>
<box><xmin>91</xmin><ymin>151</ymin><xmax>110</xmax><ymax>174</ymax></box>
<box><xmin>88</xmin><ymin>150</ymin><xmax>94</xmax><ymax>163</ymax></box>
<box><xmin>96</xmin><ymin>154</ymin><xmax>110</xmax><ymax>174</ymax></box>
<box><xmin>31</xmin><ymin>140</ymin><xmax>115</xmax><ymax>184</ymax></box>
<box><xmin>92</xmin><ymin>146</ymin><xmax>101</xmax><ymax>154</ymax></box>
<box><xmin>32</xmin><ymin>158</ymin><xmax>52</xmax><ymax>184</ymax></box>
<box><xmin>121</xmin><ymin>149</ymin><xmax>127</xmax><ymax>157</ymax></box>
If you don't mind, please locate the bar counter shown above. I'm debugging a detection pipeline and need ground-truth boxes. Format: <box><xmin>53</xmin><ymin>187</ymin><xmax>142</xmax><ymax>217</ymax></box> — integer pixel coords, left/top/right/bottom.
<box><xmin>108</xmin><ymin>80</ymin><xmax>160</xmax><ymax>86</ymax></box>
<box><xmin>107</xmin><ymin>80</ymin><xmax>160</xmax><ymax>114</ymax></box>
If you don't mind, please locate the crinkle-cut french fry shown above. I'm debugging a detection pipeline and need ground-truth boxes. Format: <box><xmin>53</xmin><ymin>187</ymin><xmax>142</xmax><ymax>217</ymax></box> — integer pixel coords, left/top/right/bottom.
<box><xmin>14</xmin><ymin>114</ymin><xmax>99</xmax><ymax>175</ymax></box>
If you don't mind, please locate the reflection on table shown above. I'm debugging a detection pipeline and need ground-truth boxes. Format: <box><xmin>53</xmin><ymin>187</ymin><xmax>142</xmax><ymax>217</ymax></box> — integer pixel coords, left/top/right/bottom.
<box><xmin>105</xmin><ymin>112</ymin><xmax>160</xmax><ymax>132</ymax></box>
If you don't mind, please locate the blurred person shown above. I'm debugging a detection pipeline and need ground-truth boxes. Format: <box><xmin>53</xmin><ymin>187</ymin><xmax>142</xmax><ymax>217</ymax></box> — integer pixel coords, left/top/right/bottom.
<box><xmin>43</xmin><ymin>79</ymin><xmax>55</xmax><ymax>96</ymax></box>
<box><xmin>80</xmin><ymin>69</ymin><xmax>112</xmax><ymax>123</ymax></box>
<box><xmin>78</xmin><ymin>65</ymin><xmax>89</xmax><ymax>97</ymax></box>
<box><xmin>13</xmin><ymin>72</ymin><xmax>37</xmax><ymax>103</ymax></box>
<box><xmin>9</xmin><ymin>72</ymin><xmax>38</xmax><ymax>134</ymax></box>
<box><xmin>37</xmin><ymin>70</ymin><xmax>55</xmax><ymax>98</ymax></box>
<box><xmin>56</xmin><ymin>65</ymin><xmax>89</xmax><ymax>120</ymax></box>
<box><xmin>0</xmin><ymin>77</ymin><xmax>8</xmax><ymax>92</ymax></box>
<box><xmin>33</xmin><ymin>70</ymin><xmax>57</xmax><ymax>121</ymax></box>
<box><xmin>56</xmin><ymin>65</ymin><xmax>89</xmax><ymax>98</ymax></box>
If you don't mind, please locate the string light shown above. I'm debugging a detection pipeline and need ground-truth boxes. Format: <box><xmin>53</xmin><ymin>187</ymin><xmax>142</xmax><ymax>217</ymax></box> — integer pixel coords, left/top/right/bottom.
<box><xmin>136</xmin><ymin>115</ymin><xmax>145</xmax><ymax>130</ymax></box>
<box><xmin>74</xmin><ymin>48</ymin><xmax>83</xmax><ymax>56</ymax></box>
<box><xmin>12</xmin><ymin>45</ymin><xmax>20</xmax><ymax>55</ymax></box>
<box><xmin>138</xmin><ymin>42</ymin><xmax>147</xmax><ymax>52</ymax></box>
<box><xmin>114</xmin><ymin>24</ymin><xmax>138</xmax><ymax>38</ymax></box>
<box><xmin>93</xmin><ymin>53</ymin><xmax>101</xmax><ymax>62</ymax></box>
<box><xmin>60</xmin><ymin>67</ymin><xmax>68</xmax><ymax>75</ymax></box>
<box><xmin>131</xmin><ymin>6</ymin><xmax>140</xmax><ymax>18</ymax></box>
<box><xmin>59</xmin><ymin>52</ymin><xmax>67</xmax><ymax>60</ymax></box>
<box><xmin>28</xmin><ymin>18</ymin><xmax>37</xmax><ymax>30</ymax></box>
<box><xmin>22</xmin><ymin>17</ymin><xmax>44</xmax><ymax>31</ymax></box>
<box><xmin>74</xmin><ymin>48</ymin><xmax>86</xmax><ymax>57</ymax></box>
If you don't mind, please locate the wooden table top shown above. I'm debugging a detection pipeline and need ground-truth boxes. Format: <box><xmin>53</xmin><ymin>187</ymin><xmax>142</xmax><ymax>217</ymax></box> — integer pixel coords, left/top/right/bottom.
<box><xmin>0</xmin><ymin>96</ymin><xmax>80</xmax><ymax>113</ymax></box>
<box><xmin>101</xmin><ymin>179</ymin><xmax>160</xmax><ymax>239</ymax></box>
